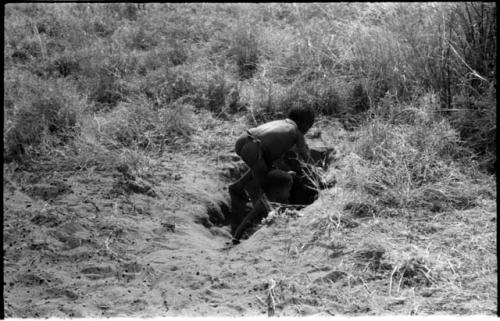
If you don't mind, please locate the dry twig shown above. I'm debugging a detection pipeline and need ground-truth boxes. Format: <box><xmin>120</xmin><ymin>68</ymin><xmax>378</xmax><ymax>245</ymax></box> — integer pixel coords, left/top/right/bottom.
<box><xmin>389</xmin><ymin>264</ymin><xmax>399</xmax><ymax>296</ymax></box>
<box><xmin>267</xmin><ymin>279</ymin><xmax>277</xmax><ymax>316</ymax></box>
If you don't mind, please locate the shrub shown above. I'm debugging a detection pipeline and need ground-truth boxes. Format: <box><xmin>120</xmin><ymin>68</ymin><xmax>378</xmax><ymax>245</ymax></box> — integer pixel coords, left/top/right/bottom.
<box><xmin>342</xmin><ymin>94</ymin><xmax>478</xmax><ymax>211</ymax></box>
<box><xmin>238</xmin><ymin>78</ymin><xmax>285</xmax><ymax>123</ymax></box>
<box><xmin>167</xmin><ymin>41</ymin><xmax>189</xmax><ymax>66</ymax></box>
<box><xmin>99</xmin><ymin>105</ymin><xmax>140</xmax><ymax>148</ymax></box>
<box><xmin>141</xmin><ymin>67</ymin><xmax>195</xmax><ymax>108</ymax></box>
<box><xmin>46</xmin><ymin>52</ymin><xmax>82</xmax><ymax>78</ymax></box>
<box><xmin>100</xmin><ymin>100</ymin><xmax>193</xmax><ymax>151</ymax></box>
<box><xmin>133</xmin><ymin>42</ymin><xmax>189</xmax><ymax>76</ymax></box>
<box><xmin>314</xmin><ymin>82</ymin><xmax>344</xmax><ymax>116</ymax></box>
<box><xmin>89</xmin><ymin>67</ymin><xmax>125</xmax><ymax>110</ymax></box>
<box><xmin>276</xmin><ymin>77</ymin><xmax>345</xmax><ymax>117</ymax></box>
<box><xmin>128</xmin><ymin>25</ymin><xmax>158</xmax><ymax>51</ymax></box>
<box><xmin>121</xmin><ymin>3</ymin><xmax>142</xmax><ymax>21</ymax></box>
<box><xmin>13</xmin><ymin>38</ymin><xmax>43</xmax><ymax>60</ymax></box>
<box><xmin>22</xmin><ymin>4</ymin><xmax>89</xmax><ymax>50</ymax></box>
<box><xmin>200</xmin><ymin>74</ymin><xmax>243</xmax><ymax>115</ymax></box>
<box><xmin>446</xmin><ymin>3</ymin><xmax>496</xmax><ymax>98</ymax></box>
<box><xmin>448</xmin><ymin>88</ymin><xmax>496</xmax><ymax>173</ymax></box>
<box><xmin>183</xmin><ymin>65</ymin><xmax>244</xmax><ymax>116</ymax></box>
<box><xmin>278</xmin><ymin>84</ymin><xmax>313</xmax><ymax>114</ymax></box>
<box><xmin>4</xmin><ymin>71</ymin><xmax>83</xmax><ymax>161</ymax></box>
<box><xmin>90</xmin><ymin>18</ymin><xmax>116</xmax><ymax>38</ymax></box>
<box><xmin>136</xmin><ymin>50</ymin><xmax>168</xmax><ymax>75</ymax></box>
<box><xmin>46</xmin><ymin>40</ymin><xmax>67</xmax><ymax>56</ymax></box>
<box><xmin>157</xmin><ymin>102</ymin><xmax>195</xmax><ymax>140</ymax></box>
<box><xmin>348</xmin><ymin>82</ymin><xmax>370</xmax><ymax>113</ymax></box>
<box><xmin>229</xmin><ymin>24</ymin><xmax>259</xmax><ymax>79</ymax></box>
<box><xmin>206</xmin><ymin>78</ymin><xmax>226</xmax><ymax>113</ymax></box>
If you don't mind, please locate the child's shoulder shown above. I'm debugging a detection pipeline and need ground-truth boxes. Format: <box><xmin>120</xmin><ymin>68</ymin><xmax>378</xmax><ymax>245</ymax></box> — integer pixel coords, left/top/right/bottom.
<box><xmin>261</xmin><ymin>119</ymin><xmax>297</xmax><ymax>130</ymax></box>
<box><xmin>284</xmin><ymin>118</ymin><xmax>298</xmax><ymax>127</ymax></box>
<box><xmin>265</xmin><ymin>118</ymin><xmax>296</xmax><ymax>125</ymax></box>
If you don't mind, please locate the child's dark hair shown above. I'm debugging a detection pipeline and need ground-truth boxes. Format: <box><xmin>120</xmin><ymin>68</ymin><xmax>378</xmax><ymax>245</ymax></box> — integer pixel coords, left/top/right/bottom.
<box><xmin>288</xmin><ymin>106</ymin><xmax>315</xmax><ymax>133</ymax></box>
<box><xmin>263</xmin><ymin>169</ymin><xmax>292</xmax><ymax>193</ymax></box>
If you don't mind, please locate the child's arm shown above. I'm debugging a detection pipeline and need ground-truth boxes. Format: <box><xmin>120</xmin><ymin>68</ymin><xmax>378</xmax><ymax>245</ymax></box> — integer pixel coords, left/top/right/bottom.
<box><xmin>296</xmin><ymin>132</ymin><xmax>311</xmax><ymax>163</ymax></box>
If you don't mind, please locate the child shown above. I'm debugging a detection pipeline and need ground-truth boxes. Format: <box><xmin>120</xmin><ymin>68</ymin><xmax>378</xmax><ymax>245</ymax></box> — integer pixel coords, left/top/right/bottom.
<box><xmin>262</xmin><ymin>169</ymin><xmax>294</xmax><ymax>203</ymax></box>
<box><xmin>229</xmin><ymin>106</ymin><xmax>315</xmax><ymax>235</ymax></box>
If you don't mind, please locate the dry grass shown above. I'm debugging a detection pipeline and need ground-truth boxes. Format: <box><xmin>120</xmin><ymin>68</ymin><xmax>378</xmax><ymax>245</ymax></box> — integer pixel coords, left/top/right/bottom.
<box><xmin>257</xmin><ymin>169</ymin><xmax>495</xmax><ymax>315</ymax></box>
<box><xmin>229</xmin><ymin>112</ymin><xmax>495</xmax><ymax>316</ymax></box>
<box><xmin>4</xmin><ymin>3</ymin><xmax>496</xmax><ymax>170</ymax></box>
<box><xmin>272</xmin><ymin>114</ymin><xmax>497</xmax><ymax>315</ymax></box>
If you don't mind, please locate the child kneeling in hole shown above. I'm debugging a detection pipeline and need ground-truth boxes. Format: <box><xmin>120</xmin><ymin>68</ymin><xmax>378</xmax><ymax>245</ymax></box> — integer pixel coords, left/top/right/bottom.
<box><xmin>232</xmin><ymin>169</ymin><xmax>294</xmax><ymax>242</ymax></box>
<box><xmin>229</xmin><ymin>106</ymin><xmax>315</xmax><ymax>241</ymax></box>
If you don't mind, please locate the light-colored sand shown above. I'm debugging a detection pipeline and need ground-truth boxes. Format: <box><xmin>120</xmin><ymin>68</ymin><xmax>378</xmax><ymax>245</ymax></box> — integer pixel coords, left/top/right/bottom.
<box><xmin>3</xmin><ymin>145</ymin><xmax>497</xmax><ymax>317</ymax></box>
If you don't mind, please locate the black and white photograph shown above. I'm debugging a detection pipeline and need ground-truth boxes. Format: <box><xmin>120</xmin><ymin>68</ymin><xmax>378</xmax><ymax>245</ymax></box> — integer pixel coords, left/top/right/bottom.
<box><xmin>3</xmin><ymin>2</ymin><xmax>497</xmax><ymax>317</ymax></box>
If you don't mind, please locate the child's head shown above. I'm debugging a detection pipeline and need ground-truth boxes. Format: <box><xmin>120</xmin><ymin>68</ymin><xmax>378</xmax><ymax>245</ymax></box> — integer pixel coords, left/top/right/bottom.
<box><xmin>264</xmin><ymin>169</ymin><xmax>293</xmax><ymax>203</ymax></box>
<box><xmin>288</xmin><ymin>106</ymin><xmax>315</xmax><ymax>133</ymax></box>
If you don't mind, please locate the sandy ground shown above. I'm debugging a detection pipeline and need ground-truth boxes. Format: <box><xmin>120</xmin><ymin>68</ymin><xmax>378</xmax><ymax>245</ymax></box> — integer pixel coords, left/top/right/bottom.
<box><xmin>3</xmin><ymin>136</ymin><xmax>497</xmax><ymax>317</ymax></box>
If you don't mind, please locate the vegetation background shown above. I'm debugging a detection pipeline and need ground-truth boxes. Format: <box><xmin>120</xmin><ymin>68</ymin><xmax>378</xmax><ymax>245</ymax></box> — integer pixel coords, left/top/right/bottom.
<box><xmin>3</xmin><ymin>2</ymin><xmax>497</xmax><ymax>317</ymax></box>
<box><xmin>4</xmin><ymin>3</ymin><xmax>496</xmax><ymax>172</ymax></box>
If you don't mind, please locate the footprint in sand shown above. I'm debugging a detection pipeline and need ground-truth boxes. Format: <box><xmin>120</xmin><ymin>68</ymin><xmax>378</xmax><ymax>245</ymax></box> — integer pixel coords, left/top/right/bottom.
<box><xmin>203</xmin><ymin>288</ymin><xmax>223</xmax><ymax>298</ymax></box>
<box><xmin>49</xmin><ymin>230</ymin><xmax>85</xmax><ymax>250</ymax></box>
<box><xmin>49</xmin><ymin>221</ymin><xmax>91</xmax><ymax>250</ymax></box>
<box><xmin>29</xmin><ymin>242</ymin><xmax>51</xmax><ymax>251</ymax></box>
<box><xmin>24</xmin><ymin>182</ymin><xmax>71</xmax><ymax>201</ymax></box>
<box><xmin>130</xmin><ymin>298</ymin><xmax>149</xmax><ymax>311</ymax></box>
<box><xmin>31</xmin><ymin>213</ymin><xmax>62</xmax><ymax>227</ymax></box>
<box><xmin>58</xmin><ymin>235</ymin><xmax>84</xmax><ymax>250</ymax></box>
<box><xmin>80</xmin><ymin>265</ymin><xmax>116</xmax><ymax>280</ymax></box>
<box><xmin>120</xmin><ymin>262</ymin><xmax>142</xmax><ymax>280</ymax></box>
<box><xmin>46</xmin><ymin>287</ymin><xmax>79</xmax><ymax>300</ymax></box>
<box><xmin>227</xmin><ymin>303</ymin><xmax>246</xmax><ymax>314</ymax></box>
<box><xmin>210</xmin><ymin>280</ymin><xmax>230</xmax><ymax>290</ymax></box>
<box><xmin>17</xmin><ymin>273</ymin><xmax>47</xmax><ymax>286</ymax></box>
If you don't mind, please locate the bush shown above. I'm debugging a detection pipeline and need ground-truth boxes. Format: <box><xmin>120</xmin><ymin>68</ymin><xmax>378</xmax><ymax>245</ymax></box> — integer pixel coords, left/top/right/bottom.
<box><xmin>89</xmin><ymin>67</ymin><xmax>125</xmax><ymax>110</ymax></box>
<box><xmin>277</xmin><ymin>77</ymin><xmax>346</xmax><ymax>117</ymax></box>
<box><xmin>8</xmin><ymin>37</ymin><xmax>44</xmax><ymax>65</ymax></box>
<box><xmin>46</xmin><ymin>52</ymin><xmax>82</xmax><ymax>78</ymax></box>
<box><xmin>229</xmin><ymin>24</ymin><xmax>259</xmax><ymax>79</ymax></box>
<box><xmin>448</xmin><ymin>88</ymin><xmax>496</xmax><ymax>173</ymax></box>
<box><xmin>341</xmin><ymin>94</ymin><xmax>480</xmax><ymax>211</ymax></box>
<box><xmin>167</xmin><ymin>41</ymin><xmax>189</xmax><ymax>66</ymax></box>
<box><xmin>4</xmin><ymin>71</ymin><xmax>83</xmax><ymax>161</ymax></box>
<box><xmin>94</xmin><ymin>20</ymin><xmax>115</xmax><ymax>38</ymax></box>
<box><xmin>141</xmin><ymin>67</ymin><xmax>195</xmax><ymax>108</ymax></box>
<box><xmin>200</xmin><ymin>75</ymin><xmax>242</xmax><ymax>115</ymax></box>
<box><xmin>177</xmin><ymin>65</ymin><xmax>244</xmax><ymax>116</ymax></box>
<box><xmin>127</xmin><ymin>25</ymin><xmax>158</xmax><ymax>51</ymax></box>
<box><xmin>348</xmin><ymin>82</ymin><xmax>370</xmax><ymax>113</ymax></box>
<box><xmin>100</xmin><ymin>100</ymin><xmax>193</xmax><ymax>151</ymax></box>
<box><xmin>136</xmin><ymin>50</ymin><xmax>167</xmax><ymax>75</ymax></box>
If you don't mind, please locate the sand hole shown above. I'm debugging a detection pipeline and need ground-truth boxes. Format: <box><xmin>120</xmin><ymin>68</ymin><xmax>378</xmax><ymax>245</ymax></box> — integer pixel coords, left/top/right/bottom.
<box><xmin>206</xmin><ymin>200</ymin><xmax>231</xmax><ymax>226</ymax></box>
<box><xmin>207</xmin><ymin>165</ymin><xmax>327</xmax><ymax>241</ymax></box>
<box><xmin>204</xmin><ymin>144</ymin><xmax>335</xmax><ymax>241</ymax></box>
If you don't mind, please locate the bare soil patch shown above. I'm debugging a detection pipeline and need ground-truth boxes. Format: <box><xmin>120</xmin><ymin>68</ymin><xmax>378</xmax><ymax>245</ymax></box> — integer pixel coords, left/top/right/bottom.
<box><xmin>3</xmin><ymin>131</ymin><xmax>496</xmax><ymax>317</ymax></box>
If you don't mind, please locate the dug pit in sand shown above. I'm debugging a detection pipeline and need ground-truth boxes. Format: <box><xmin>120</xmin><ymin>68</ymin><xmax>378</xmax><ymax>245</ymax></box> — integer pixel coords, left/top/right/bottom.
<box><xmin>229</xmin><ymin>140</ymin><xmax>336</xmax><ymax>242</ymax></box>
<box><xmin>231</xmin><ymin>169</ymin><xmax>294</xmax><ymax>241</ymax></box>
